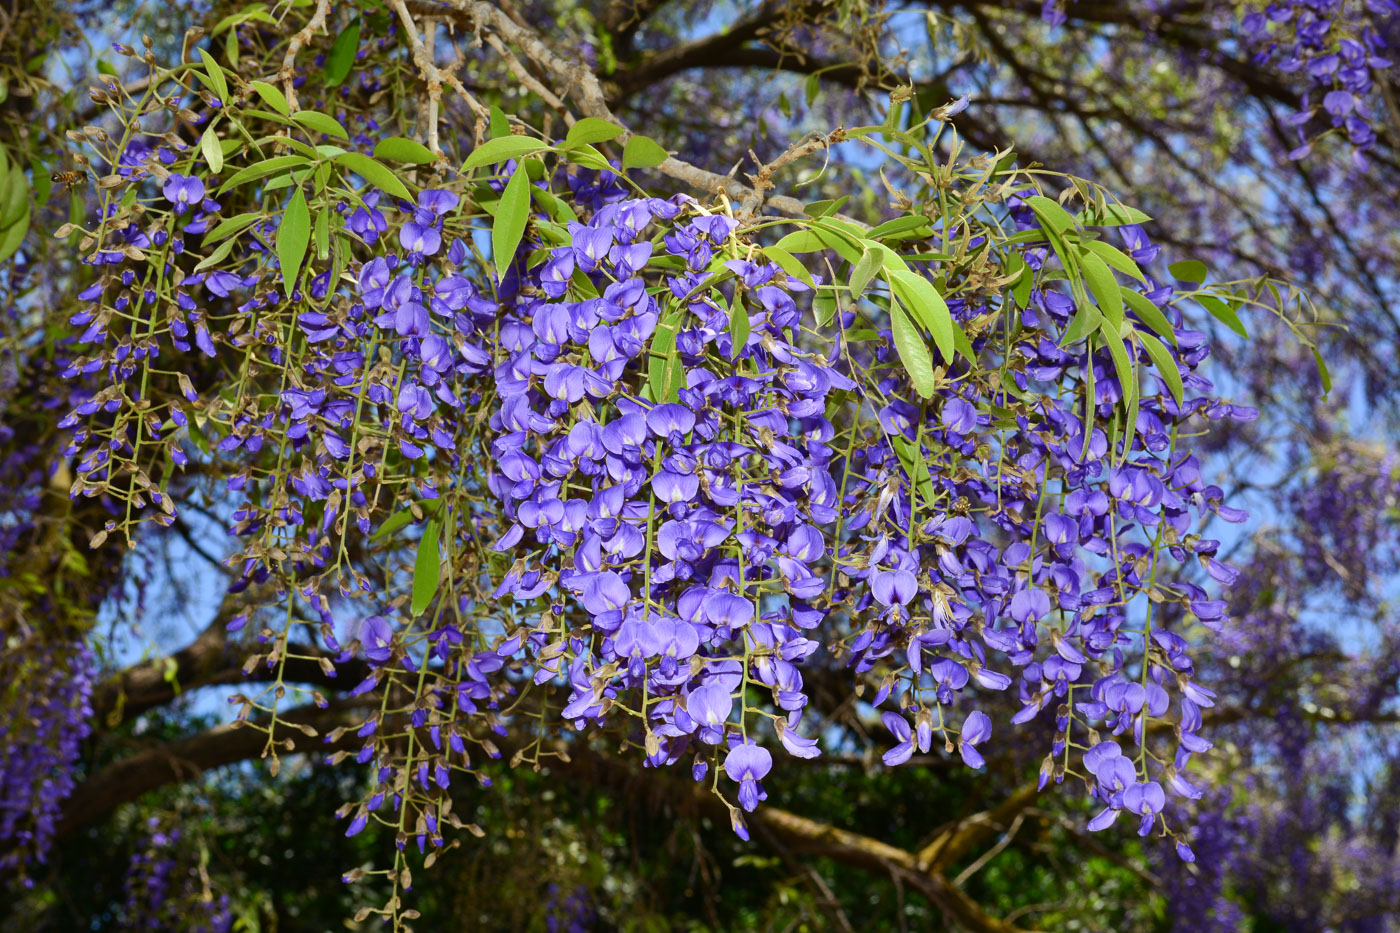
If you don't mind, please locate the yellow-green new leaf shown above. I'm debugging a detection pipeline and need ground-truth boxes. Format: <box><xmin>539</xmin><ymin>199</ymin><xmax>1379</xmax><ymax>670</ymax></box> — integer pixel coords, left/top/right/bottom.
<box><xmin>889</xmin><ymin>300</ymin><xmax>936</xmax><ymax>397</ymax></box>
<box><xmin>1078</xmin><ymin>238</ymin><xmax>1146</xmax><ymax>283</ymax></box>
<box><xmin>292</xmin><ymin>110</ymin><xmax>350</xmax><ymax>141</ymax></box>
<box><xmin>1026</xmin><ymin>194</ymin><xmax>1078</xmax><ymax>235</ymax></box>
<box><xmin>565</xmin><ymin>118</ymin><xmax>624</xmax><ymax>148</ymax></box>
<box><xmin>0</xmin><ymin>205</ymin><xmax>27</xmax><ymax>263</ymax></box>
<box><xmin>729</xmin><ymin>294</ymin><xmax>750</xmax><ymax>359</ymax></box>
<box><xmin>1196</xmin><ymin>294</ymin><xmax>1249</xmax><ymax>339</ymax></box>
<box><xmin>849</xmin><ymin>248</ymin><xmax>881</xmax><ymax>300</ymax></box>
<box><xmin>374</xmin><ymin>136</ymin><xmax>437</xmax><ymax>164</ymax></box>
<box><xmin>219</xmin><ymin>155</ymin><xmax>310</xmax><ymax>193</ymax></box>
<box><xmin>333</xmin><ymin>152</ymin><xmax>413</xmax><ymax>201</ymax></box>
<box><xmin>1122</xmin><ymin>289</ymin><xmax>1177</xmax><ymax>345</ymax></box>
<box><xmin>761</xmin><ymin>246</ymin><xmax>816</xmax><ymax>289</ymax></box>
<box><xmin>463</xmin><ymin>136</ymin><xmax>551</xmax><ymax>170</ymax></box>
<box><xmin>1138</xmin><ymin>331</ymin><xmax>1184</xmax><ymax>406</ymax></box>
<box><xmin>250</xmin><ymin>80</ymin><xmax>290</xmax><ymax>116</ymax></box>
<box><xmin>887</xmin><ymin>268</ymin><xmax>954</xmax><ymax>363</ymax></box>
<box><xmin>622</xmin><ymin>135</ymin><xmax>669</xmax><ymax>169</ymax></box>
<box><xmin>1079</xmin><ymin>250</ymin><xmax>1124</xmax><ymax>330</ymax></box>
<box><xmin>201</xmin><ymin>126</ymin><xmax>223</xmax><ymax>174</ymax></box>
<box><xmin>197</xmin><ymin>48</ymin><xmax>229</xmax><ymax>103</ymax></box>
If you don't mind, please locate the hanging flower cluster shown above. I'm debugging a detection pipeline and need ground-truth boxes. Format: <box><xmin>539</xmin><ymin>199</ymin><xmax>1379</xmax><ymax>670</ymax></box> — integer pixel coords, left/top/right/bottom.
<box><xmin>1241</xmin><ymin>0</ymin><xmax>1399</xmax><ymax>165</ymax></box>
<box><xmin>0</xmin><ymin>632</ymin><xmax>94</xmax><ymax>879</ymax></box>
<box><xmin>48</xmin><ymin>49</ymin><xmax>1273</xmax><ymax>907</ymax></box>
<box><xmin>120</xmin><ymin>818</ymin><xmax>232</xmax><ymax>933</ymax></box>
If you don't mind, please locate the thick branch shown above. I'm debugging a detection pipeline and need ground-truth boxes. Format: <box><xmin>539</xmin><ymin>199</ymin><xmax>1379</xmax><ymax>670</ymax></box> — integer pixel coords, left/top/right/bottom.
<box><xmin>58</xmin><ymin>701</ymin><xmax>365</xmax><ymax>835</ymax></box>
<box><xmin>90</xmin><ymin>612</ymin><xmax>367</xmax><ymax>729</ymax></box>
<box><xmin>411</xmin><ymin>0</ymin><xmax>819</xmax><ymax>218</ymax></box>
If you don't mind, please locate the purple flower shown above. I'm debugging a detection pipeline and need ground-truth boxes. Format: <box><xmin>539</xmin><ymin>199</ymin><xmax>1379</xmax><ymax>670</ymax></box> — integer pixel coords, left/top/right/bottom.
<box><xmin>724</xmin><ymin>742</ymin><xmax>772</xmax><ymax>812</ymax></box>
<box><xmin>400</xmin><ymin>221</ymin><xmax>442</xmax><ymax>256</ymax></box>
<box><xmin>360</xmin><ymin>616</ymin><xmax>394</xmax><ymax>663</ymax></box>
<box><xmin>686</xmin><ymin>684</ymin><xmax>732</xmax><ymax>743</ymax></box>
<box><xmin>162</xmin><ymin>174</ymin><xmax>205</xmax><ymax>213</ymax></box>
<box><xmin>959</xmin><ymin>710</ymin><xmax>992</xmax><ymax>768</ymax></box>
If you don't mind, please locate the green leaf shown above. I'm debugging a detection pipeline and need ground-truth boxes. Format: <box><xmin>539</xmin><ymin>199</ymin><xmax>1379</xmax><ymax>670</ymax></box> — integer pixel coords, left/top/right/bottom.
<box><xmin>849</xmin><ymin>248</ymin><xmax>881</xmax><ymax>301</ymax></box>
<box><xmin>1121</xmin><ymin>289</ymin><xmax>1177</xmax><ymax>345</ymax></box>
<box><xmin>1311</xmin><ymin>346</ymin><xmax>1332</xmax><ymax>397</ymax></box>
<box><xmin>370</xmin><ymin>500</ymin><xmax>442</xmax><ymax>542</ymax></box>
<box><xmin>277</xmin><ymin>187</ymin><xmax>310</xmax><ymax>297</ymax></box>
<box><xmin>323</xmin><ymin>19</ymin><xmax>361</xmax><ymax>87</ymax></box>
<box><xmin>1196</xmin><ymin>294</ymin><xmax>1248</xmax><ymax>338</ymax></box>
<box><xmin>565</xmin><ymin>118</ymin><xmax>624</xmax><ymax>148</ymax></box>
<box><xmin>291</xmin><ymin>110</ymin><xmax>350</xmax><ymax>141</ymax></box>
<box><xmin>314</xmin><ymin>205</ymin><xmax>330</xmax><ymax>260</ymax></box>
<box><xmin>728</xmin><ymin>293</ymin><xmax>750</xmax><ymax>359</ymax></box>
<box><xmin>193</xmin><ymin>234</ymin><xmax>240</xmax><ymax>271</ymax></box>
<box><xmin>1078</xmin><ymin>250</ymin><xmax>1124</xmax><ymax>330</ymax></box>
<box><xmin>250</xmin><ymin>80</ymin><xmax>290</xmax><ymax>116</ymax></box>
<box><xmin>561</xmin><ymin>143</ymin><xmax>612</xmax><ymax>173</ymax></box>
<box><xmin>411</xmin><ymin>519</ymin><xmax>442</xmax><ymax>617</ymax></box>
<box><xmin>1078</xmin><ymin>238</ymin><xmax>1146</xmax><ymax>283</ymax></box>
<box><xmin>889</xmin><ymin>300</ymin><xmax>936</xmax><ymax>397</ymax></box>
<box><xmin>197</xmin><ymin>48</ymin><xmax>229</xmax><ymax>103</ymax></box>
<box><xmin>489</xmin><ymin>105</ymin><xmax>509</xmax><ymax>139</ymax></box>
<box><xmin>492</xmin><ymin>161</ymin><xmax>531</xmax><ymax>275</ymax></box>
<box><xmin>646</xmin><ymin>307</ymin><xmax>684</xmax><ymax>403</ymax></box>
<box><xmin>373</xmin><ymin>136</ymin><xmax>437</xmax><ymax>164</ymax></box>
<box><xmin>803</xmin><ymin>196</ymin><xmax>850</xmax><ymax>219</ymax></box>
<box><xmin>212</xmin><ymin>6</ymin><xmax>276</xmax><ymax>34</ymax></box>
<box><xmin>1079</xmin><ymin>203</ymin><xmax>1152</xmax><ymax>226</ymax></box>
<box><xmin>1005</xmin><ymin>253</ymin><xmax>1032</xmax><ymax>308</ymax></box>
<box><xmin>533</xmin><ymin>186</ymin><xmax>579</xmax><ymax>223</ymax></box>
<box><xmin>1168</xmin><ymin>259</ymin><xmax>1208</xmax><ymax>284</ymax></box>
<box><xmin>761</xmin><ymin>246</ymin><xmax>816</xmax><ymax>289</ymax></box>
<box><xmin>219</xmin><ymin>155</ymin><xmax>311</xmax><ymax>193</ymax></box>
<box><xmin>1098</xmin><ymin>322</ymin><xmax>1138</xmax><ymax>415</ymax></box>
<box><xmin>622</xmin><ymin>135</ymin><xmax>669</xmax><ymax>170</ymax></box>
<box><xmin>463</xmin><ymin>136</ymin><xmax>551</xmax><ymax>170</ymax></box>
<box><xmin>814</xmin><ymin>291</ymin><xmax>837</xmax><ymax>328</ymax></box>
<box><xmin>31</xmin><ymin>158</ymin><xmax>51</xmax><ymax>205</ymax></box>
<box><xmin>892</xmin><ymin>434</ymin><xmax>936</xmax><ymax>506</ymax></box>
<box><xmin>867</xmin><ymin>214</ymin><xmax>932</xmax><ymax>240</ymax></box>
<box><xmin>775</xmin><ymin>225</ymin><xmax>862</xmax><ymax>264</ymax></box>
<box><xmin>887</xmin><ymin>268</ymin><xmax>954</xmax><ymax>363</ymax></box>
<box><xmin>1026</xmin><ymin>195</ymin><xmax>1078</xmax><ymax>236</ymax></box>
<box><xmin>1061</xmin><ymin>302</ymin><xmax>1102</xmax><ymax>347</ymax></box>
<box><xmin>0</xmin><ymin>206</ymin><xmax>27</xmax><ymax>263</ymax></box>
<box><xmin>333</xmin><ymin>152</ymin><xmax>413</xmax><ymax>200</ymax></box>
<box><xmin>201</xmin><ymin>126</ymin><xmax>224</xmax><ymax>174</ymax></box>
<box><xmin>0</xmin><ymin>169</ymin><xmax>27</xmax><ymax>229</ymax></box>
<box><xmin>1138</xmin><ymin>331</ymin><xmax>1184</xmax><ymax>406</ymax></box>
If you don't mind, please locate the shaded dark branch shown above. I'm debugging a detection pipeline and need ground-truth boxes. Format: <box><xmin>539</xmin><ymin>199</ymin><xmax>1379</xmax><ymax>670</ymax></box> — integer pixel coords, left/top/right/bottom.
<box><xmin>600</xmin><ymin>0</ymin><xmax>673</xmax><ymax>57</ymax></box>
<box><xmin>58</xmin><ymin>700</ymin><xmax>367</xmax><ymax>836</ymax></box>
<box><xmin>615</xmin><ymin>43</ymin><xmax>867</xmax><ymax>101</ymax></box>
<box><xmin>90</xmin><ymin>613</ymin><xmax>368</xmax><ymax>729</ymax></box>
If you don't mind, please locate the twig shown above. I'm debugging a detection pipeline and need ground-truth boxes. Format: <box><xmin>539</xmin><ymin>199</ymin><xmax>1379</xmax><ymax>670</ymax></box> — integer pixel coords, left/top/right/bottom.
<box><xmin>437</xmin><ymin>0</ymin><xmax>843</xmax><ymax>221</ymax></box>
<box><xmin>739</xmin><ymin>128</ymin><xmax>845</xmax><ymax>219</ymax></box>
<box><xmin>484</xmin><ymin>33</ymin><xmax>574</xmax><ymax>126</ymax></box>
<box><xmin>953</xmin><ymin>812</ymin><xmax>1025</xmax><ymax>886</ymax></box>
<box><xmin>391</xmin><ymin>0</ymin><xmax>490</xmax><ymax>157</ymax></box>
<box><xmin>279</xmin><ymin>0</ymin><xmax>331</xmax><ymax>113</ymax></box>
